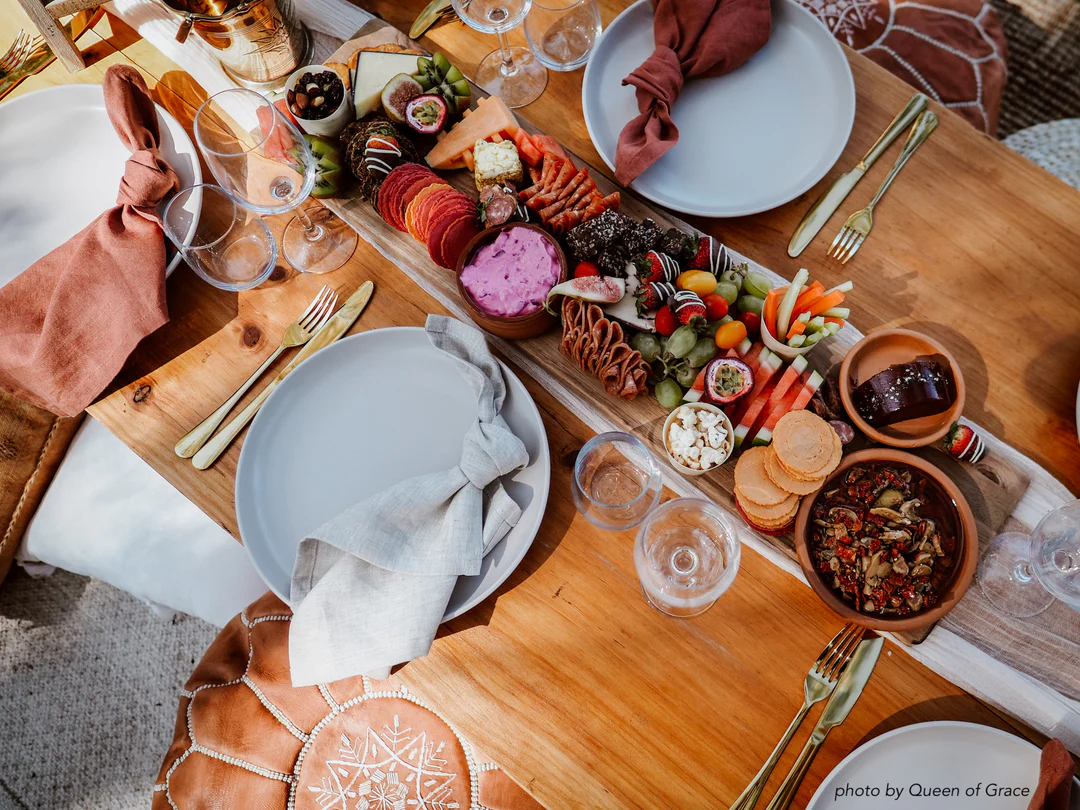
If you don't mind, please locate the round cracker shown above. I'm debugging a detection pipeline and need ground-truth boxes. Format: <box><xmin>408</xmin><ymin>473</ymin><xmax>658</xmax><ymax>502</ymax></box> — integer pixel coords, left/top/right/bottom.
<box><xmin>735</xmin><ymin>497</ymin><xmax>796</xmax><ymax>536</ymax></box>
<box><xmin>773</xmin><ymin>411</ymin><xmax>836</xmax><ymax>477</ymax></box>
<box><xmin>734</xmin><ymin>446</ymin><xmax>793</xmax><ymax>507</ymax></box>
<box><xmin>736</xmin><ymin>489</ymin><xmax>800</xmax><ymax>523</ymax></box>
<box><xmin>764</xmin><ymin>445</ymin><xmax>826</xmax><ymax>495</ymax></box>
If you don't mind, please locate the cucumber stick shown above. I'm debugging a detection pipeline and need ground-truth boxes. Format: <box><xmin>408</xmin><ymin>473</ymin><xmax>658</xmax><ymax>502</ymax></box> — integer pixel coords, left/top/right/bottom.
<box><xmin>775</xmin><ymin>268</ymin><xmax>808</xmax><ymax>339</ymax></box>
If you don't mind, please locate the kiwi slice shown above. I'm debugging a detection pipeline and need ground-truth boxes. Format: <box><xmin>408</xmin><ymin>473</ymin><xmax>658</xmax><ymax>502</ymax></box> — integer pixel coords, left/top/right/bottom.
<box><xmin>304</xmin><ymin>134</ymin><xmax>344</xmax><ymax>198</ymax></box>
<box><xmin>414</xmin><ymin>52</ymin><xmax>471</xmax><ymax>115</ymax></box>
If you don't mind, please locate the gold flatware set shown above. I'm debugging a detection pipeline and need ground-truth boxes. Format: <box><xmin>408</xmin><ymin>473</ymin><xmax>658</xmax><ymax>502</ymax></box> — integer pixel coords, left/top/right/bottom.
<box><xmin>728</xmin><ymin>624</ymin><xmax>884</xmax><ymax>810</ymax></box>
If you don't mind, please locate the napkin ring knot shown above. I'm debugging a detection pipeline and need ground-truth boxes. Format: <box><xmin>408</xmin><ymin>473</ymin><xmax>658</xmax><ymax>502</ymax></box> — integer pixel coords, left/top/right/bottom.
<box><xmin>624</xmin><ymin>45</ymin><xmax>684</xmax><ymax>108</ymax></box>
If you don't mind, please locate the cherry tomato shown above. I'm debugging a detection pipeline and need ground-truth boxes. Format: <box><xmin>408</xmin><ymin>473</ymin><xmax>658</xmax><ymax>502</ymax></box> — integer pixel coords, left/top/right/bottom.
<box><xmin>655</xmin><ymin>305</ymin><xmax>678</xmax><ymax>336</ymax></box>
<box><xmin>702</xmin><ymin>293</ymin><xmax>729</xmax><ymax>321</ymax></box>
<box><xmin>676</xmin><ymin>270</ymin><xmax>717</xmax><ymax>296</ymax></box>
<box><xmin>714</xmin><ymin>319</ymin><xmax>748</xmax><ymax>350</ymax></box>
<box><xmin>738</xmin><ymin>310</ymin><xmax>761</xmax><ymax>337</ymax></box>
<box><xmin>574</xmin><ymin>261</ymin><xmax>600</xmax><ymax>278</ymax></box>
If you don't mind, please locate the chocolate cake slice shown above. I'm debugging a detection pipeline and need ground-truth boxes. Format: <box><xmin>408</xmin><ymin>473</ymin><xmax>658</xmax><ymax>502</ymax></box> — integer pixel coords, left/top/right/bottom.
<box><xmin>852</xmin><ymin>354</ymin><xmax>957</xmax><ymax>427</ymax></box>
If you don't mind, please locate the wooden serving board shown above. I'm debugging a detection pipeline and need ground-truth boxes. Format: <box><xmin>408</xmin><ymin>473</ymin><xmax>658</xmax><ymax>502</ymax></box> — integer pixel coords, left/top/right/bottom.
<box><xmin>324</xmin><ymin>21</ymin><xmax>1029</xmax><ymax>645</ymax></box>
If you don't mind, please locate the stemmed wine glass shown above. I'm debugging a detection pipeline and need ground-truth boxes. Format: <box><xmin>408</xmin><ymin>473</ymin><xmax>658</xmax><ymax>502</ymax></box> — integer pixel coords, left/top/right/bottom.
<box><xmin>451</xmin><ymin>0</ymin><xmax>548</xmax><ymax>108</ymax></box>
<box><xmin>194</xmin><ymin>88</ymin><xmax>357</xmax><ymax>275</ymax></box>
<box><xmin>978</xmin><ymin>500</ymin><xmax>1080</xmax><ymax>618</ymax></box>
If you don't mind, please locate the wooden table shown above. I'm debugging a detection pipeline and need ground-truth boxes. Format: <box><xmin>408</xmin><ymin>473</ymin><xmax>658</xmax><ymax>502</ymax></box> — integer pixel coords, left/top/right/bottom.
<box><xmin>4</xmin><ymin>1</ymin><xmax>1080</xmax><ymax>806</ymax></box>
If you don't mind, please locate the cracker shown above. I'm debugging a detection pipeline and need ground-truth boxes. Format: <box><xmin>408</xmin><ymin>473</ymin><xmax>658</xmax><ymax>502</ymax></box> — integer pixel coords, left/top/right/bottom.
<box><xmin>735</xmin><ymin>492</ymin><xmax>800</xmax><ymax>527</ymax></box>
<box><xmin>773</xmin><ymin>411</ymin><xmax>836</xmax><ymax>478</ymax></box>
<box><xmin>734</xmin><ymin>446</ymin><xmax>793</xmax><ymax>507</ymax></box>
<box><xmin>765</xmin><ymin>445</ymin><xmax>826</xmax><ymax>495</ymax></box>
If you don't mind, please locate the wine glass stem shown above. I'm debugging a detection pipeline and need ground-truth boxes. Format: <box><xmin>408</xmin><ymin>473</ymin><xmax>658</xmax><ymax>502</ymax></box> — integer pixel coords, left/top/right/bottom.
<box><xmin>1014</xmin><ymin>560</ymin><xmax>1035</xmax><ymax>583</ymax></box>
<box><xmin>496</xmin><ymin>31</ymin><xmax>519</xmax><ymax>78</ymax></box>
<box><xmin>295</xmin><ymin>203</ymin><xmax>324</xmax><ymax>242</ymax></box>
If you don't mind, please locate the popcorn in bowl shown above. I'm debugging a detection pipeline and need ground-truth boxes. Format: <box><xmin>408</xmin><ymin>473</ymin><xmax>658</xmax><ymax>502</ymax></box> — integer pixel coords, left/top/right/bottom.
<box><xmin>664</xmin><ymin>404</ymin><xmax>734</xmax><ymax>474</ymax></box>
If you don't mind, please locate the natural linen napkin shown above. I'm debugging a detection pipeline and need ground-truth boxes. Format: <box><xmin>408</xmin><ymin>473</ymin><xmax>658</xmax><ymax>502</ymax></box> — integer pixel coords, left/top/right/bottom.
<box><xmin>614</xmin><ymin>0</ymin><xmax>772</xmax><ymax>185</ymax></box>
<box><xmin>0</xmin><ymin>65</ymin><xmax>178</xmax><ymax>417</ymax></box>
<box><xmin>288</xmin><ymin>316</ymin><xmax>530</xmax><ymax>686</ymax></box>
<box><xmin>1028</xmin><ymin>739</ymin><xmax>1074</xmax><ymax>810</ymax></box>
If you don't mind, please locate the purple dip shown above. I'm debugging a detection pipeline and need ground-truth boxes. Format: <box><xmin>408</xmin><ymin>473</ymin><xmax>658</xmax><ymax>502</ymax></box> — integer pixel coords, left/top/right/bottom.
<box><xmin>460</xmin><ymin>227</ymin><xmax>560</xmax><ymax>317</ymax></box>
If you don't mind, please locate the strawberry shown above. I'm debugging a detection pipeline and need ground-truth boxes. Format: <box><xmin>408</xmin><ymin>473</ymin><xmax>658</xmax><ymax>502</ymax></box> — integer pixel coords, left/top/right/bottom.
<box><xmin>672</xmin><ymin>289</ymin><xmax>706</xmax><ymax>327</ymax></box>
<box><xmin>942</xmin><ymin>422</ymin><xmax>985</xmax><ymax>463</ymax></box>
<box><xmin>635</xmin><ymin>280</ymin><xmax>675</xmax><ymax>315</ymax></box>
<box><xmin>633</xmin><ymin>250</ymin><xmax>679</xmax><ymax>285</ymax></box>
<box><xmin>689</xmin><ymin>235</ymin><xmax>733</xmax><ymax>277</ymax></box>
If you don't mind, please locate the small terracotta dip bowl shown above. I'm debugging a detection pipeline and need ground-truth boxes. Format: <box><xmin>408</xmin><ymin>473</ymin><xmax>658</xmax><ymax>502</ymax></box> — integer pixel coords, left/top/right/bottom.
<box><xmin>455</xmin><ymin>223</ymin><xmax>568</xmax><ymax>341</ymax></box>
<box><xmin>839</xmin><ymin>328</ymin><xmax>965</xmax><ymax>448</ymax></box>
<box><xmin>793</xmin><ymin>448</ymin><xmax>978</xmax><ymax>633</ymax></box>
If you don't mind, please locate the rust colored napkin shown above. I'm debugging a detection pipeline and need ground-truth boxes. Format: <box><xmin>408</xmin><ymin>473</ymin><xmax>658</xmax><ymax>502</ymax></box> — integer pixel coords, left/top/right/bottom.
<box><xmin>1028</xmin><ymin>739</ymin><xmax>1075</xmax><ymax>810</ymax></box>
<box><xmin>0</xmin><ymin>64</ymin><xmax>178</xmax><ymax>417</ymax></box>
<box><xmin>615</xmin><ymin>0</ymin><xmax>772</xmax><ymax>185</ymax></box>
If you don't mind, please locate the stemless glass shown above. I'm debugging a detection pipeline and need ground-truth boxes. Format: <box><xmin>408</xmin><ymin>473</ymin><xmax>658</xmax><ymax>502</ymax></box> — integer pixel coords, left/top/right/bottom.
<box><xmin>572</xmin><ymin>432</ymin><xmax>661</xmax><ymax>531</ymax></box>
<box><xmin>163</xmin><ymin>184</ymin><xmax>277</xmax><ymax>291</ymax></box>
<box><xmin>451</xmin><ymin>0</ymin><xmax>548</xmax><ymax>108</ymax></box>
<box><xmin>524</xmin><ymin>0</ymin><xmax>601</xmax><ymax>71</ymax></box>
<box><xmin>978</xmin><ymin>500</ymin><xmax>1080</xmax><ymax>617</ymax></box>
<box><xmin>635</xmin><ymin>498</ymin><xmax>741</xmax><ymax>618</ymax></box>
<box><xmin>193</xmin><ymin>88</ymin><xmax>357</xmax><ymax>275</ymax></box>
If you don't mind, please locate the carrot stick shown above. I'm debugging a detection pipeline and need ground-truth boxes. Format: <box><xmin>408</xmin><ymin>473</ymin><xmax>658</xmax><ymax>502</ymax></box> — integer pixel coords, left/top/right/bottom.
<box><xmin>807</xmin><ymin>290</ymin><xmax>846</xmax><ymax>318</ymax></box>
<box><xmin>823</xmin><ymin>316</ymin><xmax>846</xmax><ymax>325</ymax></box>
<box><xmin>786</xmin><ymin>319</ymin><xmax>807</xmax><ymax>341</ymax></box>
<box><xmin>793</xmin><ymin>281</ymin><xmax>824</xmax><ymax>314</ymax></box>
<box><xmin>763</xmin><ymin>287</ymin><xmax>785</xmax><ymax>337</ymax></box>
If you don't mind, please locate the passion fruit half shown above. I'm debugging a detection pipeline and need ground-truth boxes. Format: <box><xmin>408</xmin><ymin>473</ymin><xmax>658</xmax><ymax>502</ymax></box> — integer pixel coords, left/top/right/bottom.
<box><xmin>703</xmin><ymin>357</ymin><xmax>754</xmax><ymax>405</ymax></box>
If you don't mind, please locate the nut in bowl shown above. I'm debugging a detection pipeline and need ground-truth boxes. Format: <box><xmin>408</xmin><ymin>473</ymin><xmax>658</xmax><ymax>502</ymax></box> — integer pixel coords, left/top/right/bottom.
<box><xmin>456</xmin><ymin>223</ymin><xmax>568</xmax><ymax>340</ymax></box>
<box><xmin>793</xmin><ymin>448</ymin><xmax>978</xmax><ymax>632</ymax></box>
<box><xmin>662</xmin><ymin>403</ymin><xmax>734</xmax><ymax>475</ymax></box>
<box><xmin>284</xmin><ymin>64</ymin><xmax>351</xmax><ymax>138</ymax></box>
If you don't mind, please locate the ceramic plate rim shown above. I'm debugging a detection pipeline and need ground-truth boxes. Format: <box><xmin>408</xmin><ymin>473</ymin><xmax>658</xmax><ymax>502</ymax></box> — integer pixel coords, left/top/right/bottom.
<box><xmin>807</xmin><ymin>720</ymin><xmax>1080</xmax><ymax>808</ymax></box>
<box><xmin>234</xmin><ymin>326</ymin><xmax>551</xmax><ymax>621</ymax></box>
<box><xmin>0</xmin><ymin>83</ymin><xmax>202</xmax><ymax>276</ymax></box>
<box><xmin>581</xmin><ymin>0</ymin><xmax>856</xmax><ymax>217</ymax></box>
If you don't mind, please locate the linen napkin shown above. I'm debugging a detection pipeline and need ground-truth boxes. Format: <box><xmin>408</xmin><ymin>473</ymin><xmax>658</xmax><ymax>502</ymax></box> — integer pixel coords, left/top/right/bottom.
<box><xmin>288</xmin><ymin>315</ymin><xmax>530</xmax><ymax>686</ymax></box>
<box><xmin>1028</xmin><ymin>739</ymin><xmax>1075</xmax><ymax>810</ymax></box>
<box><xmin>0</xmin><ymin>64</ymin><xmax>178</xmax><ymax>417</ymax></box>
<box><xmin>614</xmin><ymin>0</ymin><xmax>772</xmax><ymax>185</ymax></box>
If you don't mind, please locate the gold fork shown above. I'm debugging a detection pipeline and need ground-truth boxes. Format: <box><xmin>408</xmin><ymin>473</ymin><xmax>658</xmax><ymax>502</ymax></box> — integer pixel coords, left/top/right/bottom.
<box><xmin>727</xmin><ymin>623</ymin><xmax>864</xmax><ymax>810</ymax></box>
<box><xmin>829</xmin><ymin>110</ymin><xmax>938</xmax><ymax>264</ymax></box>
<box><xmin>174</xmin><ymin>285</ymin><xmax>338</xmax><ymax>458</ymax></box>
<box><xmin>0</xmin><ymin>31</ymin><xmax>43</xmax><ymax>74</ymax></box>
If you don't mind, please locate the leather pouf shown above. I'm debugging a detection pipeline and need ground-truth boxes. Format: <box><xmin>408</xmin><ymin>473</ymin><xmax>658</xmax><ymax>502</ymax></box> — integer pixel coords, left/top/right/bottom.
<box><xmin>795</xmin><ymin>0</ymin><xmax>1008</xmax><ymax>134</ymax></box>
<box><xmin>154</xmin><ymin>592</ymin><xmax>543</xmax><ymax>810</ymax></box>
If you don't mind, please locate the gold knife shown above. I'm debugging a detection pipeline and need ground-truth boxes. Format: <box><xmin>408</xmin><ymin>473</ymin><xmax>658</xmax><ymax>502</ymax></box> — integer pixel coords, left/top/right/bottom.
<box><xmin>410</xmin><ymin>0</ymin><xmax>453</xmax><ymax>39</ymax></box>
<box><xmin>763</xmin><ymin>634</ymin><xmax>884</xmax><ymax>810</ymax></box>
<box><xmin>192</xmin><ymin>281</ymin><xmax>375</xmax><ymax>470</ymax></box>
<box><xmin>788</xmin><ymin>94</ymin><xmax>929</xmax><ymax>257</ymax></box>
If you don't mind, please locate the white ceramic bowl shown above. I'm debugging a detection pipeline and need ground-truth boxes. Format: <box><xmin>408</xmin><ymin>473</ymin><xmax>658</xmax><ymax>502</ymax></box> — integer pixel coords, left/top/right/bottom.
<box><xmin>285</xmin><ymin>64</ymin><xmax>351</xmax><ymax>138</ymax></box>
<box><xmin>761</xmin><ymin>319</ymin><xmax>817</xmax><ymax>361</ymax></box>
<box><xmin>661</xmin><ymin>402</ymin><xmax>734</xmax><ymax>476</ymax></box>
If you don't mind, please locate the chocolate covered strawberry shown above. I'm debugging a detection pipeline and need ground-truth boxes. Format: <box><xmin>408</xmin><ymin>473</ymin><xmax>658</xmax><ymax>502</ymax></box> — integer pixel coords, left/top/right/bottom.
<box><xmin>634</xmin><ymin>250</ymin><xmax>679</xmax><ymax>285</ymax></box>
<box><xmin>635</xmin><ymin>280</ymin><xmax>676</xmax><ymax>315</ymax></box>
<box><xmin>689</xmin><ymin>235</ymin><xmax>733</xmax><ymax>277</ymax></box>
<box><xmin>672</xmin><ymin>289</ymin><xmax>707</xmax><ymax>327</ymax></box>
<box><xmin>942</xmin><ymin>422</ymin><xmax>985</xmax><ymax>463</ymax></box>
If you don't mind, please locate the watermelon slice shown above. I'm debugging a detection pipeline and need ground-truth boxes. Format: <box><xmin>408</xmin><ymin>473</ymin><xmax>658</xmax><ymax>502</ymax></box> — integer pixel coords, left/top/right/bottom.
<box><xmin>734</xmin><ymin>355</ymin><xmax>809</xmax><ymax>448</ymax></box>
<box><xmin>726</xmin><ymin>350</ymin><xmax>781</xmax><ymax>427</ymax></box>
<box><xmin>752</xmin><ymin>370</ymin><xmax>825</xmax><ymax>446</ymax></box>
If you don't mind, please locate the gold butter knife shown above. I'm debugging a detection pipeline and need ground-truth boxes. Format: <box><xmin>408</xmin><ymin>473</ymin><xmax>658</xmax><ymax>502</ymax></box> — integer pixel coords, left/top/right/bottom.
<box><xmin>763</xmin><ymin>634</ymin><xmax>885</xmax><ymax>810</ymax></box>
<box><xmin>410</xmin><ymin>0</ymin><xmax>453</xmax><ymax>39</ymax></box>
<box><xmin>192</xmin><ymin>281</ymin><xmax>375</xmax><ymax>471</ymax></box>
<box><xmin>788</xmin><ymin>94</ymin><xmax>929</xmax><ymax>258</ymax></box>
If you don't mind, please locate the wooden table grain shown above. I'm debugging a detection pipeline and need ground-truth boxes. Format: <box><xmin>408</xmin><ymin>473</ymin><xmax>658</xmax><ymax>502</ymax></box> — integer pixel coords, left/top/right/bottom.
<box><xmin>4</xmin><ymin>1</ymin><xmax>1079</xmax><ymax>807</ymax></box>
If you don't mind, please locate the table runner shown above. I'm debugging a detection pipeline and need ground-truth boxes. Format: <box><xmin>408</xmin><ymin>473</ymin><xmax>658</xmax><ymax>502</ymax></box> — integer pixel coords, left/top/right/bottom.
<box><xmin>106</xmin><ymin>0</ymin><xmax>1080</xmax><ymax>753</ymax></box>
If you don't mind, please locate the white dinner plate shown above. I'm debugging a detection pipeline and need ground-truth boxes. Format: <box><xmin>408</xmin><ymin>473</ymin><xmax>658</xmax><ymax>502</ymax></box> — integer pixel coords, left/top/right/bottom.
<box><xmin>582</xmin><ymin>0</ymin><xmax>855</xmax><ymax>217</ymax></box>
<box><xmin>0</xmin><ymin>83</ymin><xmax>201</xmax><ymax>285</ymax></box>
<box><xmin>235</xmin><ymin>326</ymin><xmax>551</xmax><ymax>620</ymax></box>
<box><xmin>808</xmin><ymin>721</ymin><xmax>1080</xmax><ymax>809</ymax></box>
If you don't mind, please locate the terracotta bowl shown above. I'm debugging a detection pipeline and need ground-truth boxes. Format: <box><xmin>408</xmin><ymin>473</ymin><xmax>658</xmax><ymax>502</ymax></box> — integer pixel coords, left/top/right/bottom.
<box><xmin>455</xmin><ymin>223</ymin><xmax>568</xmax><ymax>341</ymax></box>
<box><xmin>793</xmin><ymin>448</ymin><xmax>979</xmax><ymax>633</ymax></box>
<box><xmin>839</xmin><ymin>328</ymin><xmax>965</xmax><ymax>448</ymax></box>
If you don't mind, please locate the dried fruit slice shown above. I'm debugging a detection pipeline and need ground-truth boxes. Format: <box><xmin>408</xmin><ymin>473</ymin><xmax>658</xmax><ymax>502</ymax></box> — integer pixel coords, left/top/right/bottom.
<box><xmin>439</xmin><ymin>216</ymin><xmax>482</xmax><ymax>270</ymax></box>
<box><xmin>405</xmin><ymin>182</ymin><xmax>452</xmax><ymax>240</ymax></box>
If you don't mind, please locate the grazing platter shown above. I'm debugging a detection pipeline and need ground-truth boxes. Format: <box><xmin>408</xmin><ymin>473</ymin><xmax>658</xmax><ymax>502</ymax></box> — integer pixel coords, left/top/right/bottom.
<box><xmin>305</xmin><ymin>21</ymin><xmax>1029</xmax><ymax>642</ymax></box>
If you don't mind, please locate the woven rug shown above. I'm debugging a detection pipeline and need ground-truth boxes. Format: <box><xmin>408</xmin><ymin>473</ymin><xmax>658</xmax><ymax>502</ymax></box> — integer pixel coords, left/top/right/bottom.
<box><xmin>0</xmin><ymin>569</ymin><xmax>218</xmax><ymax>810</ymax></box>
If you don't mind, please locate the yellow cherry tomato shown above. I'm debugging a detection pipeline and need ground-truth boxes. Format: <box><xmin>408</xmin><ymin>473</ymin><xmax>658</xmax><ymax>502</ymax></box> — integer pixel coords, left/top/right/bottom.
<box><xmin>676</xmin><ymin>270</ymin><xmax>718</xmax><ymax>297</ymax></box>
<box><xmin>714</xmin><ymin>320</ymin><xmax>748</xmax><ymax>350</ymax></box>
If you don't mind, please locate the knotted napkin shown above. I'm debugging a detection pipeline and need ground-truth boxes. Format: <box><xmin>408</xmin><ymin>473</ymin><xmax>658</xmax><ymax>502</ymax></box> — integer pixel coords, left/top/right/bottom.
<box><xmin>1028</xmin><ymin>739</ymin><xmax>1074</xmax><ymax>810</ymax></box>
<box><xmin>614</xmin><ymin>0</ymin><xmax>772</xmax><ymax>185</ymax></box>
<box><xmin>0</xmin><ymin>65</ymin><xmax>178</xmax><ymax>417</ymax></box>
<box><xmin>288</xmin><ymin>316</ymin><xmax>530</xmax><ymax>686</ymax></box>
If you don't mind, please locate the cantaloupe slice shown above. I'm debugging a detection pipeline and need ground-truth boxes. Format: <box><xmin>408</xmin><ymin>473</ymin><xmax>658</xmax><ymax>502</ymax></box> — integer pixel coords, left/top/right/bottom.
<box><xmin>425</xmin><ymin>96</ymin><xmax>519</xmax><ymax>169</ymax></box>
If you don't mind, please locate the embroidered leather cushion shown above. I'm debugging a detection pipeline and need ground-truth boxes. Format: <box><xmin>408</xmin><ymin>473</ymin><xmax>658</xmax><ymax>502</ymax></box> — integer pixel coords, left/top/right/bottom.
<box><xmin>795</xmin><ymin>0</ymin><xmax>1007</xmax><ymax>134</ymax></box>
<box><xmin>154</xmin><ymin>592</ymin><xmax>543</xmax><ymax>810</ymax></box>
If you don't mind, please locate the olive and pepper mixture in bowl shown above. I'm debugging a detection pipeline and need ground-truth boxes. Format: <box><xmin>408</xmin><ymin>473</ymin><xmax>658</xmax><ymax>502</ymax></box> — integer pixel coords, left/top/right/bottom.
<box><xmin>793</xmin><ymin>448</ymin><xmax>979</xmax><ymax>632</ymax></box>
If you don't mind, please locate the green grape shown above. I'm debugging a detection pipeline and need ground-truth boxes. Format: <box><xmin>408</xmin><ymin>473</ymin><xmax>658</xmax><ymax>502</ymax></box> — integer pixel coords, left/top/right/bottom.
<box><xmin>675</xmin><ymin>364</ymin><xmax>699</xmax><ymax>388</ymax></box>
<box><xmin>742</xmin><ymin>270</ymin><xmax>774</xmax><ymax>298</ymax></box>
<box><xmin>631</xmin><ymin>332</ymin><xmax>663</xmax><ymax>363</ymax></box>
<box><xmin>666</xmin><ymin>325</ymin><xmax>698</xmax><ymax>359</ymax></box>
<box><xmin>686</xmin><ymin>337</ymin><xmax>718</xmax><ymax>368</ymax></box>
<box><xmin>720</xmin><ymin>269</ymin><xmax>744</xmax><ymax>286</ymax></box>
<box><xmin>654</xmin><ymin>378</ymin><xmax>683</xmax><ymax>410</ymax></box>
<box><xmin>737</xmin><ymin>295</ymin><xmax>765</xmax><ymax>315</ymax></box>
<box><xmin>715</xmin><ymin>280</ymin><xmax>740</xmax><ymax>305</ymax></box>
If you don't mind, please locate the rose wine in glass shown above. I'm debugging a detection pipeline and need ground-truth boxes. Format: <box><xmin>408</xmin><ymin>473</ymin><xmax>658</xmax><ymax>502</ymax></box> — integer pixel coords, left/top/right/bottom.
<box><xmin>451</xmin><ymin>0</ymin><xmax>548</xmax><ymax>108</ymax></box>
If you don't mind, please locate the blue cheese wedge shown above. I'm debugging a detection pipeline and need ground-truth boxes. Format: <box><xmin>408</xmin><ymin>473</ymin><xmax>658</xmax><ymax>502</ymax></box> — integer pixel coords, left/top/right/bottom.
<box><xmin>473</xmin><ymin>139</ymin><xmax>523</xmax><ymax>191</ymax></box>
